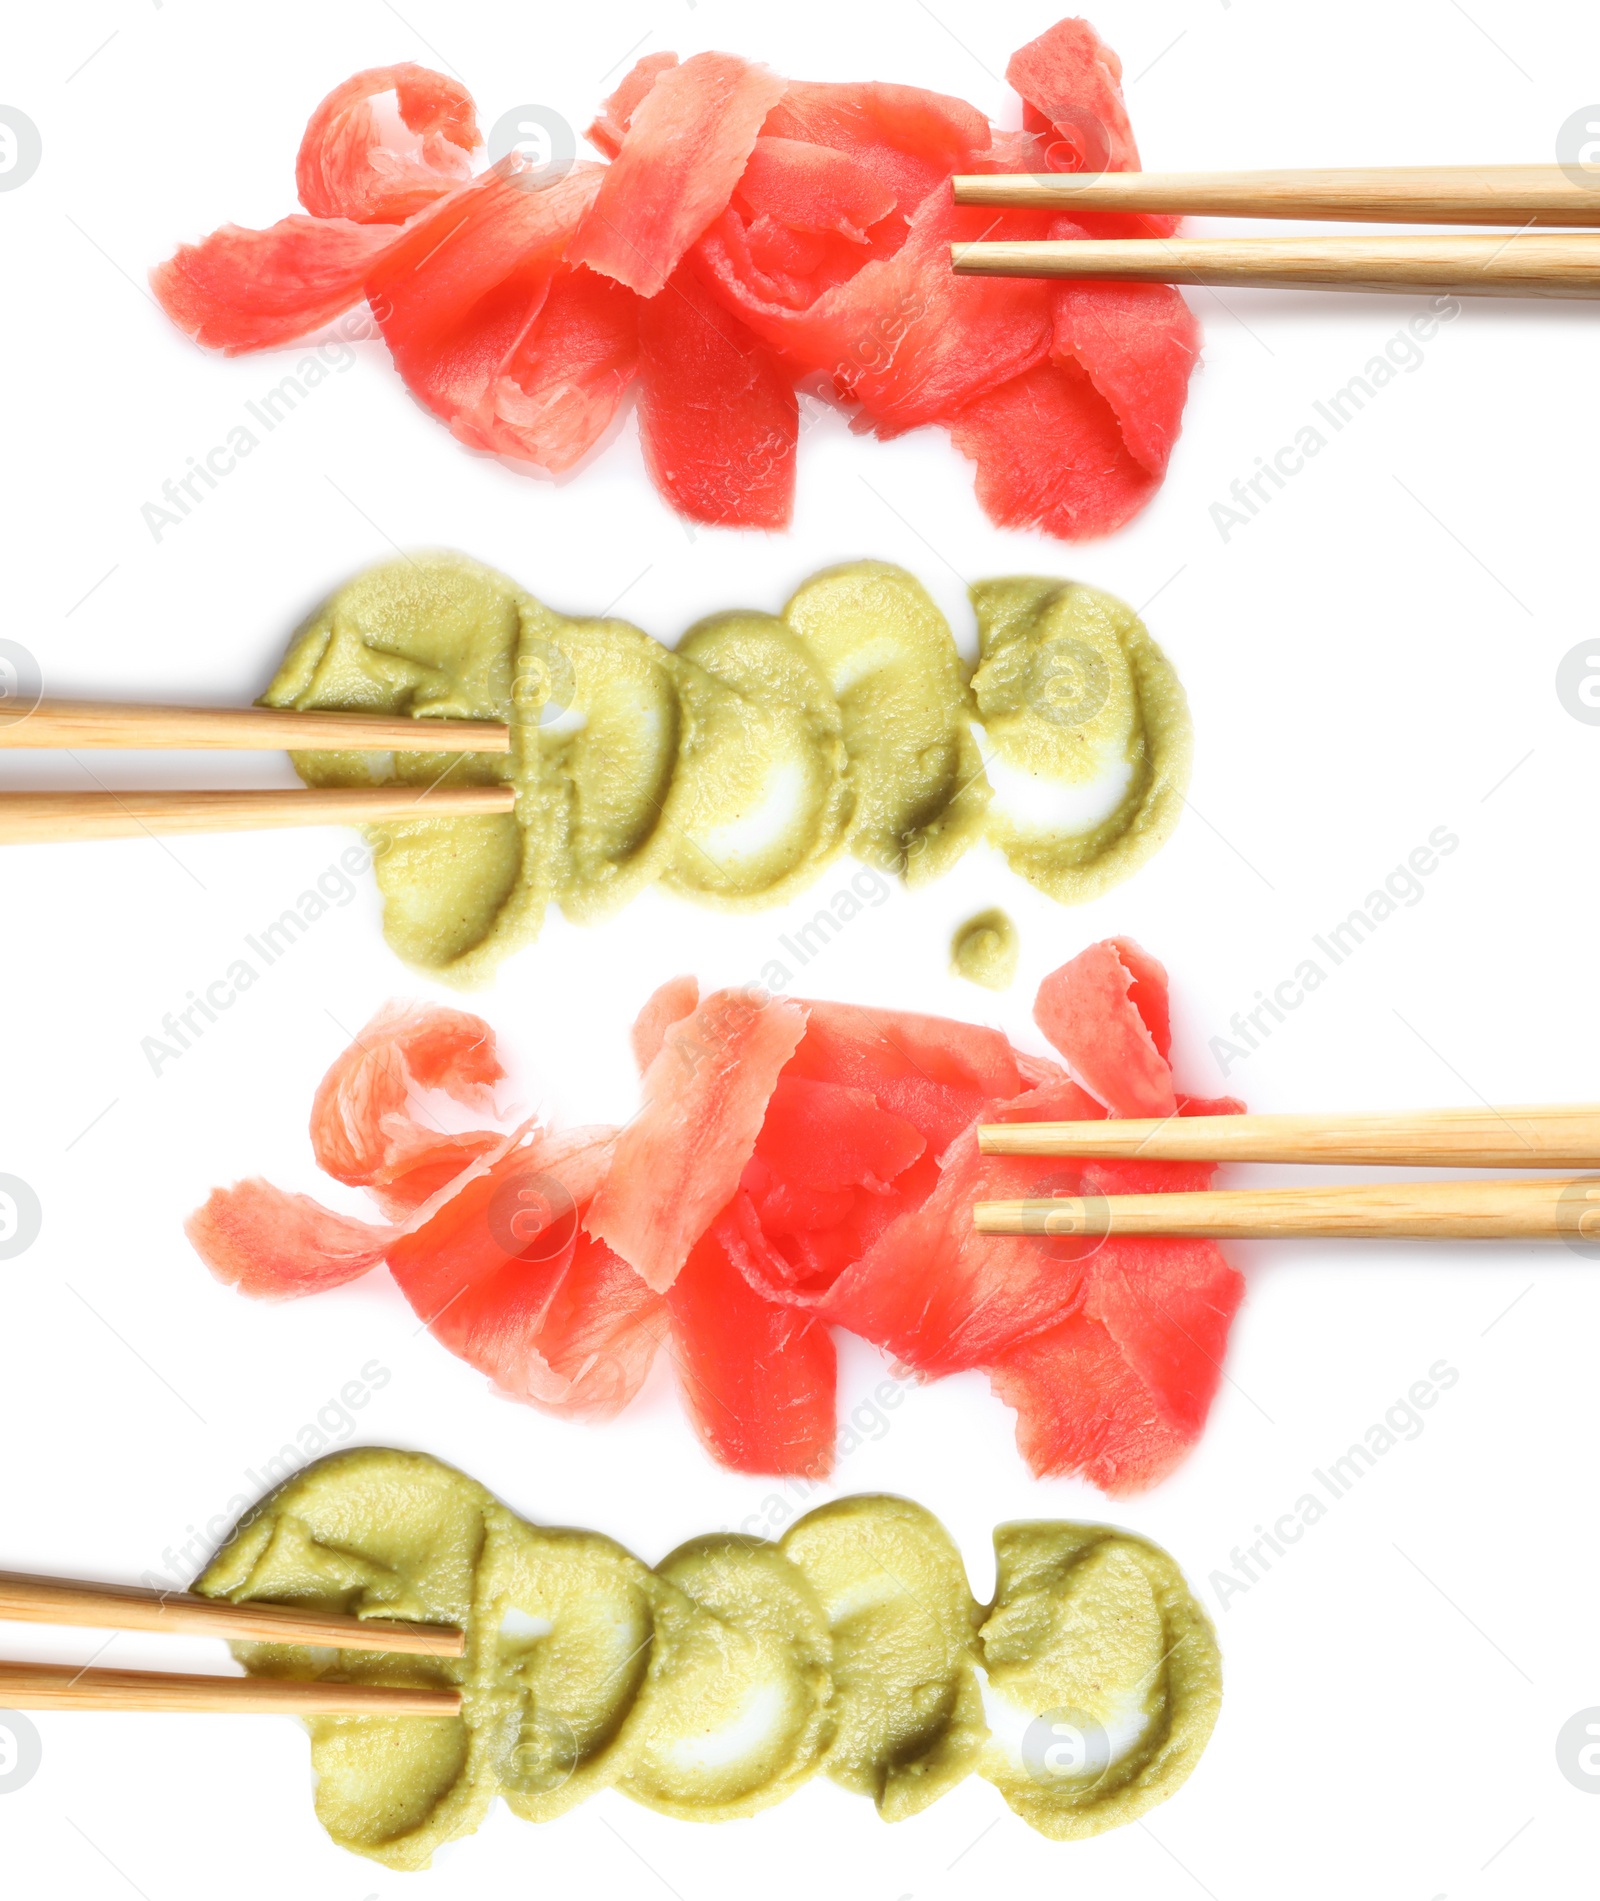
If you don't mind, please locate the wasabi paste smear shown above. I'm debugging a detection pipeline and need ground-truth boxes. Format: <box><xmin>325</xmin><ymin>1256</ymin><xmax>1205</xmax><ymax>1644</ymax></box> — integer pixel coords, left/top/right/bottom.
<box><xmin>198</xmin><ymin>1449</ymin><xmax>1220</xmax><ymax>1870</ymax></box>
<box><xmin>951</xmin><ymin>908</ymin><xmax>1020</xmax><ymax>990</ymax></box>
<box><xmin>266</xmin><ymin>554</ymin><xmax>1192</xmax><ymax>984</ymax></box>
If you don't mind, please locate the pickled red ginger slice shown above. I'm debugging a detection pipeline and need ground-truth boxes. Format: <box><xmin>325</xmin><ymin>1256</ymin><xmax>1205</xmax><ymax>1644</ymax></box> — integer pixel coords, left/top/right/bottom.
<box><xmin>784</xmin><ymin>998</ymin><xmax>1020</xmax><ymax>1155</ymax></box>
<box><xmin>736</xmin><ymin>137</ymin><xmax>897</xmax><ymax>242</ymax></box>
<box><xmin>636</xmin><ymin>258</ymin><xmax>798</xmax><ymax>527</ymax></box>
<box><xmin>818</xmin><ymin>1075</ymin><xmax>1103</xmax><ymax>1373</ymax></box>
<box><xmin>667</xmin><ymin>1199</ymin><xmax>837</xmax><ymax>1476</ymax></box>
<box><xmin>386</xmin><ymin>1128</ymin><xmax>666</xmax><ymax>1417</ymax></box>
<box><xmin>186</xmin><ymin>1180</ymin><xmax>398</xmax><ymax>1298</ymax></box>
<box><xmin>631</xmin><ymin>975</ymin><xmax>701</xmax><ymax>1074</ymax></box>
<box><xmin>989</xmin><ymin>1235</ymin><xmax>1244</xmax><ymax>1494</ymax></box>
<box><xmin>1050</xmin><ymin>276</ymin><xmax>1200</xmax><ymax>479</ymax></box>
<box><xmin>755</xmin><ymin>1076</ymin><xmax>925</xmax><ymax>1198</ymax></box>
<box><xmin>586</xmin><ymin>988</ymin><xmax>806</xmax><ymax>1290</ymax></box>
<box><xmin>309</xmin><ymin>1001</ymin><xmax>504</xmax><ymax>1215</ymax></box>
<box><xmin>296</xmin><ymin>63</ymin><xmax>478</xmax><ymax>224</ymax></box>
<box><xmin>699</xmin><ymin>185</ymin><xmax>1050</xmax><ymax>436</ymax></box>
<box><xmin>366</xmin><ymin>164</ymin><xmax>603</xmax><ymax>438</ymax></box>
<box><xmin>760</xmin><ymin>79</ymin><xmax>990</xmax><ymax>214</ymax></box>
<box><xmin>1006</xmin><ymin>16</ymin><xmax>1143</xmax><ymax>174</ymax></box>
<box><xmin>470</xmin><ymin>267</ymin><xmax>641</xmax><ymax>472</ymax></box>
<box><xmin>152</xmin><ymin>215</ymin><xmax>401</xmax><ymax>354</ymax></box>
<box><xmin>187</xmin><ymin>1123</ymin><xmax>520</xmax><ymax>1301</ymax></box>
<box><xmin>1032</xmin><ymin>936</ymin><xmax>1177</xmax><ymax>1118</ymax></box>
<box><xmin>948</xmin><ymin>357</ymin><xmax>1158</xmax><ymax>543</ymax></box>
<box><xmin>571</xmin><ymin>51</ymin><xmax>787</xmax><ymax>299</ymax></box>
<box><xmin>587</xmin><ymin>51</ymin><xmax>680</xmax><ymax>161</ymax></box>
<box><xmin>736</xmin><ymin>1072</ymin><xmax>933</xmax><ymax>1302</ymax></box>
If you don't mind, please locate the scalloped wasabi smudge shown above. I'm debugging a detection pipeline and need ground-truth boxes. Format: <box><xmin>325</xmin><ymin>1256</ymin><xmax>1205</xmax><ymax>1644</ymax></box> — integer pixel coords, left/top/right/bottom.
<box><xmin>198</xmin><ymin>1449</ymin><xmax>1220</xmax><ymax>1868</ymax></box>
<box><xmin>265</xmin><ymin>555</ymin><xmax>1190</xmax><ymax>984</ymax></box>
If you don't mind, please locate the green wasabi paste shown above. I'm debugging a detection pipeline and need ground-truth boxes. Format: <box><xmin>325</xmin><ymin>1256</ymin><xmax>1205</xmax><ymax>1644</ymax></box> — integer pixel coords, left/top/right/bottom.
<box><xmin>197</xmin><ymin>1449</ymin><xmax>1220</xmax><ymax>1869</ymax></box>
<box><xmin>951</xmin><ymin>908</ymin><xmax>1020</xmax><ymax>990</ymax></box>
<box><xmin>264</xmin><ymin>556</ymin><xmax>1192</xmax><ymax>984</ymax></box>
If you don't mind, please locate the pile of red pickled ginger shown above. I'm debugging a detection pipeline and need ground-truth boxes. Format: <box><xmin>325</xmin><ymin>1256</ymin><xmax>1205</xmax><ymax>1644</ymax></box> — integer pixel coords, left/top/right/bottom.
<box><xmin>188</xmin><ymin>940</ymin><xmax>1245</xmax><ymax>1496</ymax></box>
<box><xmin>152</xmin><ymin>19</ymin><xmax>1199</xmax><ymax>539</ymax></box>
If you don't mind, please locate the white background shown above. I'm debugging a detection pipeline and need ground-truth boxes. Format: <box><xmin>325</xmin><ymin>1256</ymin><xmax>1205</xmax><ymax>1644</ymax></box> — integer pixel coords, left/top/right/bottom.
<box><xmin>1</xmin><ymin>1</ymin><xmax>1598</xmax><ymax>1896</ymax></box>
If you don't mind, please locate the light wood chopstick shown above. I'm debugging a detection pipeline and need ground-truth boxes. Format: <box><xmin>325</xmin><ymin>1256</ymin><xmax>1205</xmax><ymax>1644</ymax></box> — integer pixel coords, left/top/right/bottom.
<box><xmin>952</xmin><ymin>165</ymin><xmax>1600</xmax><ymax>225</ymax></box>
<box><xmin>0</xmin><ymin>1659</ymin><xmax>460</xmax><ymax>1715</ymax></box>
<box><xmin>0</xmin><ymin>700</ymin><xmax>511</xmax><ymax>752</ymax></box>
<box><xmin>0</xmin><ymin>1571</ymin><xmax>464</xmax><ymax>1658</ymax></box>
<box><xmin>0</xmin><ymin>785</ymin><xmax>516</xmax><ymax>844</ymax></box>
<box><xmin>974</xmin><ymin>1176</ymin><xmax>1600</xmax><ymax>1240</ymax></box>
<box><xmin>979</xmin><ymin>1105</ymin><xmax>1600</xmax><ymax>1167</ymax></box>
<box><xmin>951</xmin><ymin>233</ymin><xmax>1600</xmax><ymax>297</ymax></box>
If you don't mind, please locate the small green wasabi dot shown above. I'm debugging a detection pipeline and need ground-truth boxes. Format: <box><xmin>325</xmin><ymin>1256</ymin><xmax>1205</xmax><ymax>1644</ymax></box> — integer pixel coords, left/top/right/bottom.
<box><xmin>951</xmin><ymin>909</ymin><xmax>1019</xmax><ymax>990</ymax></box>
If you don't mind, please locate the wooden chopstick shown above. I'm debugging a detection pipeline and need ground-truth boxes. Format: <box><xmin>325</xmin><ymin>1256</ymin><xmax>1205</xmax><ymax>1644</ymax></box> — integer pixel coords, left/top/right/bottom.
<box><xmin>0</xmin><ymin>1659</ymin><xmax>460</xmax><ymax>1715</ymax></box>
<box><xmin>0</xmin><ymin>1571</ymin><xmax>464</xmax><ymax>1658</ymax></box>
<box><xmin>974</xmin><ymin>1176</ymin><xmax>1600</xmax><ymax>1240</ymax></box>
<box><xmin>952</xmin><ymin>165</ymin><xmax>1600</xmax><ymax>226</ymax></box>
<box><xmin>979</xmin><ymin>1105</ymin><xmax>1600</xmax><ymax>1167</ymax></box>
<box><xmin>0</xmin><ymin>785</ymin><xmax>516</xmax><ymax>844</ymax></box>
<box><xmin>0</xmin><ymin>700</ymin><xmax>511</xmax><ymax>753</ymax></box>
<box><xmin>951</xmin><ymin>233</ymin><xmax>1600</xmax><ymax>297</ymax></box>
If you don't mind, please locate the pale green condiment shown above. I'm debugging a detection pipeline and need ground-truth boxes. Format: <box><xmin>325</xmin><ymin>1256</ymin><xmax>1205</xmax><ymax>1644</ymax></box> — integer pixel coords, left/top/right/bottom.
<box><xmin>264</xmin><ymin>555</ymin><xmax>1192</xmax><ymax>984</ymax></box>
<box><xmin>950</xmin><ymin>908</ymin><xmax>1020</xmax><ymax>990</ymax></box>
<box><xmin>197</xmin><ymin>1450</ymin><xmax>1220</xmax><ymax>1869</ymax></box>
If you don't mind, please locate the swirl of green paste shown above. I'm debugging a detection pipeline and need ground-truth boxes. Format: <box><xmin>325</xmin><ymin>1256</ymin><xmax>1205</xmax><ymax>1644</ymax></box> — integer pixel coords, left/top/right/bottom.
<box><xmin>263</xmin><ymin>553</ymin><xmax>1191</xmax><ymax>984</ymax></box>
<box><xmin>196</xmin><ymin>1449</ymin><xmax>1220</xmax><ymax>1870</ymax></box>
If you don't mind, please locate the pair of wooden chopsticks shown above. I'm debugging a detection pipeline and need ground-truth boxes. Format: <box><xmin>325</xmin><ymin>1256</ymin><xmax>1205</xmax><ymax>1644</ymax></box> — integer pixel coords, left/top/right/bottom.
<box><xmin>0</xmin><ymin>700</ymin><xmax>514</xmax><ymax>844</ymax></box>
<box><xmin>973</xmin><ymin>1105</ymin><xmax>1600</xmax><ymax>1239</ymax></box>
<box><xmin>0</xmin><ymin>1568</ymin><xmax>463</xmax><ymax>1713</ymax></box>
<box><xmin>951</xmin><ymin>165</ymin><xmax>1600</xmax><ymax>297</ymax></box>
